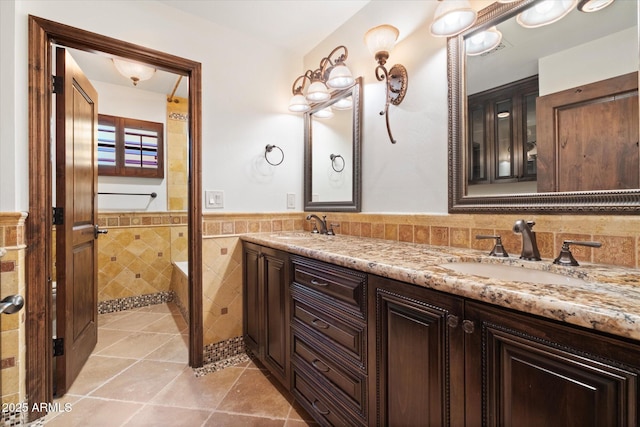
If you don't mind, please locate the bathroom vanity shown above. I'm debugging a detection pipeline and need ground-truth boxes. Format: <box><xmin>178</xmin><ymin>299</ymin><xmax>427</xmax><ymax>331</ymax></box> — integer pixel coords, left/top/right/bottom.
<box><xmin>242</xmin><ymin>233</ymin><xmax>640</xmax><ymax>426</ymax></box>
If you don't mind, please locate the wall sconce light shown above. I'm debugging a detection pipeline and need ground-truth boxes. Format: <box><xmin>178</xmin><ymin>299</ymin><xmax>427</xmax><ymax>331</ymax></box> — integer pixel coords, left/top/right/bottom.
<box><xmin>288</xmin><ymin>46</ymin><xmax>355</xmax><ymax>113</ymax></box>
<box><xmin>465</xmin><ymin>26</ymin><xmax>502</xmax><ymax>56</ymax></box>
<box><xmin>430</xmin><ymin>0</ymin><xmax>477</xmax><ymax>37</ymax></box>
<box><xmin>577</xmin><ymin>0</ymin><xmax>614</xmax><ymax>12</ymax></box>
<box><xmin>113</xmin><ymin>58</ymin><xmax>156</xmax><ymax>86</ymax></box>
<box><xmin>516</xmin><ymin>0</ymin><xmax>577</xmax><ymax>28</ymax></box>
<box><xmin>364</xmin><ymin>24</ymin><xmax>408</xmax><ymax>144</ymax></box>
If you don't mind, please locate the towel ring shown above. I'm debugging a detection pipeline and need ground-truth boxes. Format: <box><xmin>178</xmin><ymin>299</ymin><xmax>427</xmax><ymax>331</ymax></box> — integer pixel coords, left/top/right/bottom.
<box><xmin>265</xmin><ymin>144</ymin><xmax>284</xmax><ymax>166</ymax></box>
<box><xmin>330</xmin><ymin>154</ymin><xmax>345</xmax><ymax>172</ymax></box>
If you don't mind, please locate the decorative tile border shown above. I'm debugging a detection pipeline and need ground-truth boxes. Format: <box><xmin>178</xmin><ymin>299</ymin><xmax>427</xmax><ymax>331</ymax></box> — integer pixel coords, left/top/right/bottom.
<box><xmin>1</xmin><ymin>405</ymin><xmax>25</xmax><ymax>427</ymax></box>
<box><xmin>97</xmin><ymin>291</ymin><xmax>174</xmax><ymax>314</ymax></box>
<box><xmin>97</xmin><ymin>212</ymin><xmax>187</xmax><ymax>228</ymax></box>
<box><xmin>194</xmin><ymin>336</ymin><xmax>251</xmax><ymax>377</ymax></box>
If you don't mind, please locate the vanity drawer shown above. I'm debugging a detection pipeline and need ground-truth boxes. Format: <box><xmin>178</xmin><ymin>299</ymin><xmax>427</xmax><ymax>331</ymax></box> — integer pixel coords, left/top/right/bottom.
<box><xmin>292</xmin><ymin>256</ymin><xmax>366</xmax><ymax>316</ymax></box>
<box><xmin>292</xmin><ymin>332</ymin><xmax>367</xmax><ymax>415</ymax></box>
<box><xmin>292</xmin><ymin>368</ymin><xmax>364</xmax><ymax>427</ymax></box>
<box><xmin>292</xmin><ymin>296</ymin><xmax>366</xmax><ymax>365</ymax></box>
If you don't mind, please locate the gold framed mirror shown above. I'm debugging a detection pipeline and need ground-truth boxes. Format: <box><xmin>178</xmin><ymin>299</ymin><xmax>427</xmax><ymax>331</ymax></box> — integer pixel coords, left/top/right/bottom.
<box><xmin>448</xmin><ymin>0</ymin><xmax>639</xmax><ymax>213</ymax></box>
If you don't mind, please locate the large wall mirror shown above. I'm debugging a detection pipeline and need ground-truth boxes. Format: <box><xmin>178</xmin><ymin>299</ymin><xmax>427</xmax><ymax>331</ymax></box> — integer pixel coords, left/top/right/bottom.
<box><xmin>304</xmin><ymin>77</ymin><xmax>362</xmax><ymax>212</ymax></box>
<box><xmin>448</xmin><ymin>0</ymin><xmax>640</xmax><ymax>213</ymax></box>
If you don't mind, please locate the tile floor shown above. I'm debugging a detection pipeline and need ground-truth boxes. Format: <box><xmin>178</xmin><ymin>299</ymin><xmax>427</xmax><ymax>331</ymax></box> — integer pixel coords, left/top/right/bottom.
<box><xmin>42</xmin><ymin>303</ymin><xmax>316</xmax><ymax>426</ymax></box>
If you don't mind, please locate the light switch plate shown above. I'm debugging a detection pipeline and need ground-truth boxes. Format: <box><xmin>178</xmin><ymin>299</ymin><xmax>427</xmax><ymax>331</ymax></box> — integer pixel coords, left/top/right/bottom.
<box><xmin>205</xmin><ymin>190</ymin><xmax>224</xmax><ymax>208</ymax></box>
<box><xmin>286</xmin><ymin>193</ymin><xmax>295</xmax><ymax>209</ymax></box>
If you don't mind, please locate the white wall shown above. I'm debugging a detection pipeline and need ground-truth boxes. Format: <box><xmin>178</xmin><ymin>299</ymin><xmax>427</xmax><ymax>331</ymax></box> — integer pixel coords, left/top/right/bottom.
<box><xmin>539</xmin><ymin>27</ymin><xmax>638</xmax><ymax>96</ymax></box>
<box><xmin>2</xmin><ymin>0</ymin><xmax>303</xmax><ymax>213</ymax></box>
<box><xmin>303</xmin><ymin>1</ymin><xmax>450</xmax><ymax>214</ymax></box>
<box><xmin>91</xmin><ymin>81</ymin><xmax>169</xmax><ymax>212</ymax></box>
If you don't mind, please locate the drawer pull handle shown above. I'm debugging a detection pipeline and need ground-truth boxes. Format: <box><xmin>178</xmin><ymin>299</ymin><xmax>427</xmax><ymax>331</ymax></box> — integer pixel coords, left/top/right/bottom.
<box><xmin>310</xmin><ymin>279</ymin><xmax>328</xmax><ymax>286</ymax></box>
<box><xmin>312</xmin><ymin>359</ymin><xmax>330</xmax><ymax>372</ymax></box>
<box><xmin>312</xmin><ymin>399</ymin><xmax>330</xmax><ymax>415</ymax></box>
<box><xmin>312</xmin><ymin>318</ymin><xmax>330</xmax><ymax>329</ymax></box>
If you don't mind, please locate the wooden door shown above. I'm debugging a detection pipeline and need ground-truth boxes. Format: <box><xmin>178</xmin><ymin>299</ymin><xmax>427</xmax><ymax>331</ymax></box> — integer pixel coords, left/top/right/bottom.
<box><xmin>55</xmin><ymin>47</ymin><xmax>99</xmax><ymax>396</ymax></box>
<box><xmin>242</xmin><ymin>242</ymin><xmax>263</xmax><ymax>356</ymax></box>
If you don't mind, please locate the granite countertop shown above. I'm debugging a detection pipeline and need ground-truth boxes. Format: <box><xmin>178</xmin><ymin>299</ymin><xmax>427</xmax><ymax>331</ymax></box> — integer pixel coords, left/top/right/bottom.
<box><xmin>242</xmin><ymin>231</ymin><xmax>640</xmax><ymax>342</ymax></box>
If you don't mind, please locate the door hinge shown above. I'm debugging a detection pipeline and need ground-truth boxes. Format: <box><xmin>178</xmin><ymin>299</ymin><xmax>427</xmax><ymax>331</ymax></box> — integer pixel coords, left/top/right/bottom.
<box><xmin>52</xmin><ymin>75</ymin><xmax>63</xmax><ymax>94</ymax></box>
<box><xmin>53</xmin><ymin>338</ymin><xmax>64</xmax><ymax>357</ymax></box>
<box><xmin>52</xmin><ymin>207</ymin><xmax>63</xmax><ymax>225</ymax></box>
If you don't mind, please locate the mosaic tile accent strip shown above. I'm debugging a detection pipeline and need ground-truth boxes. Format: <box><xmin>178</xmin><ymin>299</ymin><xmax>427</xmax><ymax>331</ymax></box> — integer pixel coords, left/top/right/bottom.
<box><xmin>168</xmin><ymin>112</ymin><xmax>188</xmax><ymax>121</ymax></box>
<box><xmin>97</xmin><ymin>292</ymin><xmax>174</xmax><ymax>314</ymax></box>
<box><xmin>202</xmin><ymin>336</ymin><xmax>247</xmax><ymax>365</ymax></box>
<box><xmin>193</xmin><ymin>352</ymin><xmax>251</xmax><ymax>378</ymax></box>
<box><xmin>1</xmin><ymin>406</ymin><xmax>23</xmax><ymax>427</ymax></box>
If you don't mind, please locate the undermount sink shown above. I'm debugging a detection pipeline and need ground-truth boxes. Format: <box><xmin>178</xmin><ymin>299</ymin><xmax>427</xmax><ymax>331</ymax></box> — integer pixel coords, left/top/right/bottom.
<box><xmin>439</xmin><ymin>262</ymin><xmax>588</xmax><ymax>286</ymax></box>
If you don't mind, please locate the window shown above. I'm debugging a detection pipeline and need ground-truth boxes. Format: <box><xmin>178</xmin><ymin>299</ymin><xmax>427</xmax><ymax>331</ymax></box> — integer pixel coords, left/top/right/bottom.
<box><xmin>98</xmin><ymin>114</ymin><xmax>164</xmax><ymax>178</ymax></box>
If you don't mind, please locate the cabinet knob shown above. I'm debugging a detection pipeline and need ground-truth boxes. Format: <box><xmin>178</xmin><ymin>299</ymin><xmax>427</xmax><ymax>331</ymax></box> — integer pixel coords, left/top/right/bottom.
<box><xmin>447</xmin><ymin>315</ymin><xmax>459</xmax><ymax>328</ymax></box>
<box><xmin>462</xmin><ymin>319</ymin><xmax>475</xmax><ymax>334</ymax></box>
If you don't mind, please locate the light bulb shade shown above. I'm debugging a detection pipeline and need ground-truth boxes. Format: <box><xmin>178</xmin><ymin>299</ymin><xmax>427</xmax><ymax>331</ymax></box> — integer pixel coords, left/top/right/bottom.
<box><xmin>306</xmin><ymin>80</ymin><xmax>331</xmax><ymax>102</ymax></box>
<box><xmin>332</xmin><ymin>96</ymin><xmax>353</xmax><ymax>110</ymax></box>
<box><xmin>314</xmin><ymin>107</ymin><xmax>334</xmax><ymax>119</ymax></box>
<box><xmin>517</xmin><ymin>0</ymin><xmax>578</xmax><ymax>28</ymax></box>
<box><xmin>430</xmin><ymin>0</ymin><xmax>477</xmax><ymax>37</ymax></box>
<box><xmin>465</xmin><ymin>27</ymin><xmax>502</xmax><ymax>56</ymax></box>
<box><xmin>577</xmin><ymin>0</ymin><xmax>614</xmax><ymax>12</ymax></box>
<box><xmin>113</xmin><ymin>58</ymin><xmax>156</xmax><ymax>86</ymax></box>
<box><xmin>288</xmin><ymin>94</ymin><xmax>310</xmax><ymax>112</ymax></box>
<box><xmin>364</xmin><ymin>24</ymin><xmax>399</xmax><ymax>58</ymax></box>
<box><xmin>327</xmin><ymin>64</ymin><xmax>355</xmax><ymax>89</ymax></box>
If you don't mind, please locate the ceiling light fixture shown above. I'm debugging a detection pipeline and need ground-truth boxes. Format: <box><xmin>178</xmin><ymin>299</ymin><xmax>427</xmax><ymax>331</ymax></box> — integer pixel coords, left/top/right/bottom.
<box><xmin>465</xmin><ymin>26</ymin><xmax>503</xmax><ymax>56</ymax></box>
<box><xmin>112</xmin><ymin>58</ymin><xmax>156</xmax><ymax>86</ymax></box>
<box><xmin>364</xmin><ymin>24</ymin><xmax>408</xmax><ymax>144</ymax></box>
<box><xmin>577</xmin><ymin>0</ymin><xmax>615</xmax><ymax>12</ymax></box>
<box><xmin>516</xmin><ymin>0</ymin><xmax>578</xmax><ymax>28</ymax></box>
<box><xmin>288</xmin><ymin>46</ymin><xmax>355</xmax><ymax>113</ymax></box>
<box><xmin>430</xmin><ymin>0</ymin><xmax>478</xmax><ymax>37</ymax></box>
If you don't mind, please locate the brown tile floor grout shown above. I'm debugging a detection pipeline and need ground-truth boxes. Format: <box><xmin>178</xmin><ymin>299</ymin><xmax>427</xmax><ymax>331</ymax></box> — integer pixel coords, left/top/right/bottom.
<box><xmin>41</xmin><ymin>302</ymin><xmax>316</xmax><ymax>426</ymax></box>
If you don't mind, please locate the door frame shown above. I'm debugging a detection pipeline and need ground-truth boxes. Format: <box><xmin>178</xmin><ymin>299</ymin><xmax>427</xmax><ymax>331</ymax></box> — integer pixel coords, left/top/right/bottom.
<box><xmin>27</xmin><ymin>15</ymin><xmax>203</xmax><ymax>419</ymax></box>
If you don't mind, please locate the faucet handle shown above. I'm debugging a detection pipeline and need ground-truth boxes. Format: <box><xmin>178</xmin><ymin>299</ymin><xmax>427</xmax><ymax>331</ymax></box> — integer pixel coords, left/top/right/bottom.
<box><xmin>310</xmin><ymin>221</ymin><xmax>319</xmax><ymax>234</ymax></box>
<box><xmin>327</xmin><ymin>223</ymin><xmax>340</xmax><ymax>236</ymax></box>
<box><xmin>476</xmin><ymin>235</ymin><xmax>509</xmax><ymax>258</ymax></box>
<box><xmin>553</xmin><ymin>240</ymin><xmax>602</xmax><ymax>266</ymax></box>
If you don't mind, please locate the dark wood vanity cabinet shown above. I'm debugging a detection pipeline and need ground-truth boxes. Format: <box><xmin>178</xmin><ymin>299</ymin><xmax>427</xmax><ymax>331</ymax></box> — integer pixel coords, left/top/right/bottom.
<box><xmin>242</xmin><ymin>242</ymin><xmax>290</xmax><ymax>388</ymax></box>
<box><xmin>369</xmin><ymin>275</ymin><xmax>639</xmax><ymax>427</ymax></box>
<box><xmin>464</xmin><ymin>301</ymin><xmax>639</xmax><ymax>427</ymax></box>
<box><xmin>243</xmin><ymin>247</ymin><xmax>639</xmax><ymax>426</ymax></box>
<box><xmin>290</xmin><ymin>255</ymin><xmax>369</xmax><ymax>426</ymax></box>
<box><xmin>368</xmin><ymin>275</ymin><xmax>465</xmax><ymax>427</ymax></box>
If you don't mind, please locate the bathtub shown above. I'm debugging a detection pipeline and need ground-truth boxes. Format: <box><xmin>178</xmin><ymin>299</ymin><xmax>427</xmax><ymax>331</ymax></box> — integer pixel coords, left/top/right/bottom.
<box><xmin>171</xmin><ymin>261</ymin><xmax>189</xmax><ymax>323</ymax></box>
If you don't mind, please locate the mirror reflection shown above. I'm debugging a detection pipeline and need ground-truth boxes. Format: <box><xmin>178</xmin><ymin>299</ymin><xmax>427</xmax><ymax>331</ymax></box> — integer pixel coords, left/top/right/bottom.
<box><xmin>304</xmin><ymin>77</ymin><xmax>362</xmax><ymax>212</ymax></box>
<box><xmin>463</xmin><ymin>0</ymin><xmax>638</xmax><ymax>197</ymax></box>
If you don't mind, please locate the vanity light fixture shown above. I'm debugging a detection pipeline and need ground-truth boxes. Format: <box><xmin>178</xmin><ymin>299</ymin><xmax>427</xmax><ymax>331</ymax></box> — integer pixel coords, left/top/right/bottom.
<box><xmin>465</xmin><ymin>27</ymin><xmax>502</xmax><ymax>56</ymax></box>
<box><xmin>516</xmin><ymin>0</ymin><xmax>578</xmax><ymax>28</ymax></box>
<box><xmin>314</xmin><ymin>106</ymin><xmax>334</xmax><ymax>119</ymax></box>
<box><xmin>430</xmin><ymin>0</ymin><xmax>477</xmax><ymax>37</ymax></box>
<box><xmin>287</xmin><ymin>45</ymin><xmax>355</xmax><ymax>113</ymax></box>
<box><xmin>112</xmin><ymin>58</ymin><xmax>156</xmax><ymax>86</ymax></box>
<box><xmin>577</xmin><ymin>0</ymin><xmax>615</xmax><ymax>12</ymax></box>
<box><xmin>332</xmin><ymin>96</ymin><xmax>353</xmax><ymax>110</ymax></box>
<box><xmin>364</xmin><ymin>24</ymin><xmax>408</xmax><ymax>144</ymax></box>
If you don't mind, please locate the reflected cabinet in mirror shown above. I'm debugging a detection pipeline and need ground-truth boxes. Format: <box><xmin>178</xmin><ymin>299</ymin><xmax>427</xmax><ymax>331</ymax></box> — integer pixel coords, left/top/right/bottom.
<box><xmin>448</xmin><ymin>0</ymin><xmax>639</xmax><ymax>213</ymax></box>
<box><xmin>304</xmin><ymin>77</ymin><xmax>362</xmax><ymax>212</ymax></box>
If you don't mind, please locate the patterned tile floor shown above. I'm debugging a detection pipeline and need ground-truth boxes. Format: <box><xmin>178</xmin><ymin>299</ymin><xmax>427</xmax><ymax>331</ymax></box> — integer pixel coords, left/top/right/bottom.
<box><xmin>42</xmin><ymin>303</ymin><xmax>315</xmax><ymax>426</ymax></box>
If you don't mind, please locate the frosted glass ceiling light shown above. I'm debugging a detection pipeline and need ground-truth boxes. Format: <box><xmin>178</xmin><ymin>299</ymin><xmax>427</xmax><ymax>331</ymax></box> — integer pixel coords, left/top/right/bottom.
<box><xmin>430</xmin><ymin>0</ymin><xmax>477</xmax><ymax>37</ymax></box>
<box><xmin>113</xmin><ymin>58</ymin><xmax>156</xmax><ymax>86</ymax></box>
<box><xmin>287</xmin><ymin>45</ymin><xmax>354</xmax><ymax>113</ymax></box>
<box><xmin>517</xmin><ymin>0</ymin><xmax>578</xmax><ymax>28</ymax></box>
<box><xmin>364</xmin><ymin>24</ymin><xmax>408</xmax><ymax>144</ymax></box>
<box><xmin>577</xmin><ymin>0</ymin><xmax>615</xmax><ymax>12</ymax></box>
<box><xmin>466</xmin><ymin>27</ymin><xmax>502</xmax><ymax>56</ymax></box>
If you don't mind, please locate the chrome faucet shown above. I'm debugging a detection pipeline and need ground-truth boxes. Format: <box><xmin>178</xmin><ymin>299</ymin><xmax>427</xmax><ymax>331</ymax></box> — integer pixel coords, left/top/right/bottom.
<box><xmin>306</xmin><ymin>214</ymin><xmax>328</xmax><ymax>234</ymax></box>
<box><xmin>513</xmin><ymin>220</ymin><xmax>541</xmax><ymax>261</ymax></box>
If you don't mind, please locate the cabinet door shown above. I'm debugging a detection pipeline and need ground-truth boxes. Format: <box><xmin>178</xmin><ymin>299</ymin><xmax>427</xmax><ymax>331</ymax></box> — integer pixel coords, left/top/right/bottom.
<box><xmin>465</xmin><ymin>302</ymin><xmax>639</xmax><ymax>427</ymax></box>
<box><xmin>369</xmin><ymin>275</ymin><xmax>465</xmax><ymax>427</ymax></box>
<box><xmin>262</xmin><ymin>247</ymin><xmax>290</xmax><ymax>386</ymax></box>
<box><xmin>242</xmin><ymin>242</ymin><xmax>262</xmax><ymax>356</ymax></box>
